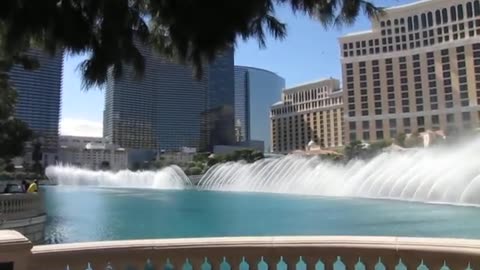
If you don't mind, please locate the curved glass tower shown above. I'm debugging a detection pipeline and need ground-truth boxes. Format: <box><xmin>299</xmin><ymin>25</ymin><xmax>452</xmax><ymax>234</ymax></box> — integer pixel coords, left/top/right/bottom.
<box><xmin>234</xmin><ymin>66</ymin><xmax>285</xmax><ymax>152</ymax></box>
<box><xmin>104</xmin><ymin>43</ymin><xmax>234</xmax><ymax>152</ymax></box>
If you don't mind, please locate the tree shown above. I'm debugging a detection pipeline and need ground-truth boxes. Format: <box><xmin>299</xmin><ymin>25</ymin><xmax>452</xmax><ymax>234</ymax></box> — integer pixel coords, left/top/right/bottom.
<box><xmin>0</xmin><ymin>0</ymin><xmax>381</xmax><ymax>88</ymax></box>
<box><xmin>395</xmin><ymin>133</ymin><xmax>406</xmax><ymax>147</ymax></box>
<box><xmin>344</xmin><ymin>140</ymin><xmax>364</xmax><ymax>160</ymax></box>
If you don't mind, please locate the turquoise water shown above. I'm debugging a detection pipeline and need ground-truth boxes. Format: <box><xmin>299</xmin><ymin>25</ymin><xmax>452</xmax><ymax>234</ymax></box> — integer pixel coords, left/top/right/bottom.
<box><xmin>43</xmin><ymin>186</ymin><xmax>480</xmax><ymax>244</ymax></box>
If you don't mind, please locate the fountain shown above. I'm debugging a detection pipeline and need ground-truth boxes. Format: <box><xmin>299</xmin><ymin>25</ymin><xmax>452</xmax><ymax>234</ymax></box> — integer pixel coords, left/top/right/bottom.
<box><xmin>199</xmin><ymin>137</ymin><xmax>480</xmax><ymax>206</ymax></box>
<box><xmin>45</xmin><ymin>165</ymin><xmax>192</xmax><ymax>190</ymax></box>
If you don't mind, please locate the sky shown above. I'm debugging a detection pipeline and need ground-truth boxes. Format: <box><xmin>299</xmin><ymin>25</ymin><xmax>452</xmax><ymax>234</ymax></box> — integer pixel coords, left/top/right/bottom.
<box><xmin>60</xmin><ymin>0</ymin><xmax>415</xmax><ymax>137</ymax></box>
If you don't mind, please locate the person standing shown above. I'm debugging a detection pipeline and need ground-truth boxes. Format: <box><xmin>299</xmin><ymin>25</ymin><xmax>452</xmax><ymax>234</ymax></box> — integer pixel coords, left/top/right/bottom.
<box><xmin>21</xmin><ymin>180</ymin><xmax>29</xmax><ymax>193</ymax></box>
<box><xmin>27</xmin><ymin>180</ymin><xmax>38</xmax><ymax>193</ymax></box>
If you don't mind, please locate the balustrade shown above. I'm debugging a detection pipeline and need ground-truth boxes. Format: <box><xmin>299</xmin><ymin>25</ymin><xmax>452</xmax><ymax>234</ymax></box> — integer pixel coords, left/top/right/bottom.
<box><xmin>0</xmin><ymin>231</ymin><xmax>479</xmax><ymax>270</ymax></box>
<box><xmin>0</xmin><ymin>194</ymin><xmax>45</xmax><ymax>221</ymax></box>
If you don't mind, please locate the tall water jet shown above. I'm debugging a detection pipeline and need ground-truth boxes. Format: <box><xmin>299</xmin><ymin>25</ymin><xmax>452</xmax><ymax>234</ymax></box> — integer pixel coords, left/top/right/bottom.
<box><xmin>46</xmin><ymin>165</ymin><xmax>192</xmax><ymax>190</ymax></box>
<box><xmin>198</xmin><ymin>137</ymin><xmax>480</xmax><ymax>206</ymax></box>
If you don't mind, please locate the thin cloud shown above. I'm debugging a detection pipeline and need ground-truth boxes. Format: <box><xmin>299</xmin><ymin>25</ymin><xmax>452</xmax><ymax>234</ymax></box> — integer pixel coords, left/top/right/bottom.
<box><xmin>60</xmin><ymin>118</ymin><xmax>103</xmax><ymax>137</ymax></box>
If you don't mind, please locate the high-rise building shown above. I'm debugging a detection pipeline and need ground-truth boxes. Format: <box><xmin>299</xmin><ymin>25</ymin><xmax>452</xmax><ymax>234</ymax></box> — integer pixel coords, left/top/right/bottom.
<box><xmin>340</xmin><ymin>0</ymin><xmax>480</xmax><ymax>144</ymax></box>
<box><xmin>270</xmin><ymin>78</ymin><xmax>344</xmax><ymax>153</ymax></box>
<box><xmin>104</xmin><ymin>43</ymin><xmax>234</xmax><ymax>152</ymax></box>
<box><xmin>9</xmin><ymin>49</ymin><xmax>63</xmax><ymax>165</ymax></box>
<box><xmin>200</xmin><ymin>48</ymin><xmax>235</xmax><ymax>151</ymax></box>
<box><xmin>234</xmin><ymin>66</ymin><xmax>285</xmax><ymax>151</ymax></box>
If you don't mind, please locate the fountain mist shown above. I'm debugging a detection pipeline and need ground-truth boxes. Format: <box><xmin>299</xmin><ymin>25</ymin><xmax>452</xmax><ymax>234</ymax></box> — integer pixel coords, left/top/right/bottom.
<box><xmin>199</xmin><ymin>138</ymin><xmax>480</xmax><ymax>205</ymax></box>
<box><xmin>46</xmin><ymin>165</ymin><xmax>192</xmax><ymax>190</ymax></box>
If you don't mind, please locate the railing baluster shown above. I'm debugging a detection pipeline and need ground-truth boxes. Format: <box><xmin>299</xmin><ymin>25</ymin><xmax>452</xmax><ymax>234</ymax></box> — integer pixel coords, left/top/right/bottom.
<box><xmin>263</xmin><ymin>255</ymin><xmax>279</xmax><ymax>270</ymax></box>
<box><xmin>151</xmin><ymin>256</ymin><xmax>168</xmax><ymax>270</ymax></box>
<box><xmin>225</xmin><ymin>256</ymin><xmax>242</xmax><ymax>270</ymax></box>
<box><xmin>362</xmin><ymin>257</ymin><xmax>378</xmax><ymax>270</ymax></box>
<box><xmin>283</xmin><ymin>255</ymin><xmax>298</xmax><ymax>270</ymax></box>
<box><xmin>343</xmin><ymin>256</ymin><xmax>358</xmax><ymax>270</ymax></box>
<box><xmin>322</xmin><ymin>256</ymin><xmax>336</xmax><ymax>270</ymax></box>
<box><xmin>245</xmin><ymin>256</ymin><xmax>261</xmax><ymax>270</ymax></box>
<box><xmin>171</xmin><ymin>256</ymin><xmax>186</xmax><ymax>270</ymax></box>
<box><xmin>209</xmin><ymin>257</ymin><xmax>223</xmax><ymax>270</ymax></box>
<box><xmin>189</xmin><ymin>257</ymin><xmax>204</xmax><ymax>270</ymax></box>
<box><xmin>303</xmin><ymin>256</ymin><xmax>317</xmax><ymax>270</ymax></box>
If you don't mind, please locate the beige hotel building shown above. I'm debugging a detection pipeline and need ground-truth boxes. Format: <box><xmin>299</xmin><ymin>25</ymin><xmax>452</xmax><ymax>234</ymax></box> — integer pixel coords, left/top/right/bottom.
<box><xmin>340</xmin><ymin>0</ymin><xmax>480</xmax><ymax>143</ymax></box>
<box><xmin>270</xmin><ymin>78</ymin><xmax>344</xmax><ymax>153</ymax></box>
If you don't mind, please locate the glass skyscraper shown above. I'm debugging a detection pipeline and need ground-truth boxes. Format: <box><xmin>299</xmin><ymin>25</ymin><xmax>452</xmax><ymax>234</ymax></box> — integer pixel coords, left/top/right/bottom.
<box><xmin>104</xmin><ymin>44</ymin><xmax>234</xmax><ymax>152</ymax></box>
<box><xmin>9</xmin><ymin>49</ymin><xmax>63</xmax><ymax>164</ymax></box>
<box><xmin>234</xmin><ymin>66</ymin><xmax>285</xmax><ymax>151</ymax></box>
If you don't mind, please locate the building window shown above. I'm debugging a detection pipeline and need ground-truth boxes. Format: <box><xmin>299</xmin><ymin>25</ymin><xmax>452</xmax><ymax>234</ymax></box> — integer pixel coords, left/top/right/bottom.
<box><xmin>389</xmin><ymin>119</ymin><xmax>396</xmax><ymax>128</ymax></box>
<box><xmin>427</xmin><ymin>12</ymin><xmax>433</xmax><ymax>27</ymax></box>
<box><xmin>458</xmin><ymin>4</ymin><xmax>464</xmax><ymax>20</ymax></box>
<box><xmin>436</xmin><ymin>10</ymin><xmax>442</xmax><ymax>24</ymax></box>
<box><xmin>376</xmin><ymin>131</ymin><xmax>384</xmax><ymax>140</ymax></box>
<box><xmin>421</xmin><ymin>13</ymin><xmax>427</xmax><ymax>28</ymax></box>
<box><xmin>442</xmin><ymin>8</ymin><xmax>448</xmax><ymax>23</ymax></box>
<box><xmin>451</xmin><ymin>6</ymin><xmax>457</xmax><ymax>21</ymax></box>
<box><xmin>467</xmin><ymin>2</ymin><xmax>474</xmax><ymax>17</ymax></box>
<box><xmin>417</xmin><ymin>116</ymin><xmax>425</xmax><ymax>126</ymax></box>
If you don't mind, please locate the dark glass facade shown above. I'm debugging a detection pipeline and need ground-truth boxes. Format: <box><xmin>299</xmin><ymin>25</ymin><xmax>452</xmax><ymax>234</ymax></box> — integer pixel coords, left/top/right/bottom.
<box><xmin>104</xmin><ymin>44</ymin><xmax>234</xmax><ymax>152</ymax></box>
<box><xmin>9</xmin><ymin>49</ymin><xmax>63</xmax><ymax>161</ymax></box>
<box><xmin>234</xmin><ymin>66</ymin><xmax>285</xmax><ymax>151</ymax></box>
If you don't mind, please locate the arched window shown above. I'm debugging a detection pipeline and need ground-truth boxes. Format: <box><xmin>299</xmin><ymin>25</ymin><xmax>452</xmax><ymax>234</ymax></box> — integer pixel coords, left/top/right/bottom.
<box><xmin>408</xmin><ymin>17</ymin><xmax>413</xmax><ymax>31</ymax></box>
<box><xmin>475</xmin><ymin>0</ymin><xmax>480</xmax><ymax>16</ymax></box>
<box><xmin>467</xmin><ymin>2</ymin><xmax>473</xmax><ymax>17</ymax></box>
<box><xmin>413</xmin><ymin>15</ymin><xmax>419</xmax><ymax>30</ymax></box>
<box><xmin>442</xmin><ymin>8</ymin><xmax>448</xmax><ymax>23</ymax></box>
<box><xmin>435</xmin><ymin>10</ymin><xmax>442</xmax><ymax>24</ymax></box>
<box><xmin>421</xmin><ymin>13</ymin><xmax>427</xmax><ymax>28</ymax></box>
<box><xmin>458</xmin><ymin>4</ymin><xmax>464</xmax><ymax>20</ymax></box>
<box><xmin>427</xmin><ymin>12</ymin><xmax>433</xmax><ymax>27</ymax></box>
<box><xmin>451</xmin><ymin>6</ymin><xmax>457</xmax><ymax>21</ymax></box>
<box><xmin>394</xmin><ymin>19</ymin><xmax>399</xmax><ymax>25</ymax></box>
<box><xmin>400</xmin><ymin>18</ymin><xmax>405</xmax><ymax>24</ymax></box>
<box><xmin>387</xmin><ymin>20</ymin><xmax>391</xmax><ymax>26</ymax></box>
<box><xmin>381</xmin><ymin>21</ymin><xmax>385</xmax><ymax>27</ymax></box>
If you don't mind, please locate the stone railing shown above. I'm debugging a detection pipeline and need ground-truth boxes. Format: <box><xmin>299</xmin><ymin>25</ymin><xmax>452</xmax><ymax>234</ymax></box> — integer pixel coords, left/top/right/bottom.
<box><xmin>0</xmin><ymin>194</ymin><xmax>45</xmax><ymax>221</ymax></box>
<box><xmin>1</xmin><ymin>231</ymin><xmax>480</xmax><ymax>270</ymax></box>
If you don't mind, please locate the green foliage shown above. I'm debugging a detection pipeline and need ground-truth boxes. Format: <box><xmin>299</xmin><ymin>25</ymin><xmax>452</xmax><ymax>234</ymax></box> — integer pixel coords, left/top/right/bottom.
<box><xmin>344</xmin><ymin>140</ymin><xmax>365</xmax><ymax>160</ymax></box>
<box><xmin>193</xmin><ymin>153</ymin><xmax>209</xmax><ymax>163</ymax></box>
<box><xmin>185</xmin><ymin>166</ymin><xmax>203</xmax><ymax>176</ymax></box>
<box><xmin>395</xmin><ymin>133</ymin><xmax>406</xmax><ymax>147</ymax></box>
<box><xmin>0</xmin><ymin>0</ymin><xmax>380</xmax><ymax>88</ymax></box>
<box><xmin>0</xmin><ymin>118</ymin><xmax>32</xmax><ymax>160</ymax></box>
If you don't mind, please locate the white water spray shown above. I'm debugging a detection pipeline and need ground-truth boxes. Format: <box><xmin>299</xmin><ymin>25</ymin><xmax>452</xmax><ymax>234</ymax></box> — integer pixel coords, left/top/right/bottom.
<box><xmin>45</xmin><ymin>165</ymin><xmax>192</xmax><ymax>190</ymax></box>
<box><xmin>199</xmin><ymin>138</ymin><xmax>480</xmax><ymax>205</ymax></box>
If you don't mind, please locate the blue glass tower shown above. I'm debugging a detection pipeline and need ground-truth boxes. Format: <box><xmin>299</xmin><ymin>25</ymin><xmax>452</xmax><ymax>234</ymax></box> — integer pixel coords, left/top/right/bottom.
<box><xmin>234</xmin><ymin>66</ymin><xmax>285</xmax><ymax>152</ymax></box>
<box><xmin>104</xmin><ymin>44</ymin><xmax>234</xmax><ymax>152</ymax></box>
<box><xmin>8</xmin><ymin>49</ymin><xmax>63</xmax><ymax>164</ymax></box>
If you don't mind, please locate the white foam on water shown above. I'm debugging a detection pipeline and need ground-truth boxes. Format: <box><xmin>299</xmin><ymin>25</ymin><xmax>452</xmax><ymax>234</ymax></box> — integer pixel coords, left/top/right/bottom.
<box><xmin>198</xmin><ymin>137</ymin><xmax>480</xmax><ymax>206</ymax></box>
<box><xmin>45</xmin><ymin>165</ymin><xmax>192</xmax><ymax>190</ymax></box>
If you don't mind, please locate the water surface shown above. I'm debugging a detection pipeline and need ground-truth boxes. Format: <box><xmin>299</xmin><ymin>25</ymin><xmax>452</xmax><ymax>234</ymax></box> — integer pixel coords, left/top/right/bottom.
<box><xmin>44</xmin><ymin>186</ymin><xmax>480</xmax><ymax>244</ymax></box>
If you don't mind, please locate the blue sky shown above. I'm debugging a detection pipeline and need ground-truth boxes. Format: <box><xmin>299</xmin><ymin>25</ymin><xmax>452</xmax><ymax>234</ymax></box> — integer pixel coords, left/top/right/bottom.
<box><xmin>61</xmin><ymin>0</ymin><xmax>414</xmax><ymax>136</ymax></box>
